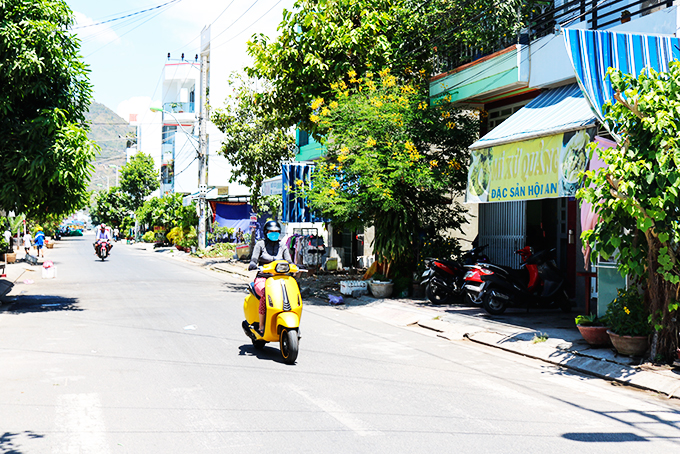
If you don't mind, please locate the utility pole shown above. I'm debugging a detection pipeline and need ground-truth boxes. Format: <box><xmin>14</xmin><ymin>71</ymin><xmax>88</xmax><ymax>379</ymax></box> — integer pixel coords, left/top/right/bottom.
<box><xmin>198</xmin><ymin>26</ymin><xmax>210</xmax><ymax>250</ymax></box>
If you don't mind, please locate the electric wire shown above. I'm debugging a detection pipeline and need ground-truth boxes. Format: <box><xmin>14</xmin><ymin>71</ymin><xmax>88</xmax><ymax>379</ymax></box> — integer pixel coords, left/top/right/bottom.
<box><xmin>211</xmin><ymin>0</ymin><xmax>284</xmax><ymax>51</ymax></box>
<box><xmin>210</xmin><ymin>0</ymin><xmax>262</xmax><ymax>43</ymax></box>
<box><xmin>71</xmin><ymin>0</ymin><xmax>183</xmax><ymax>29</ymax></box>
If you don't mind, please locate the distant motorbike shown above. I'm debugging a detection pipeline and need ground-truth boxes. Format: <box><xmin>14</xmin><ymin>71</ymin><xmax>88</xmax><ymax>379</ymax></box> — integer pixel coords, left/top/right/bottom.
<box><xmin>463</xmin><ymin>247</ymin><xmax>569</xmax><ymax>315</ymax></box>
<box><xmin>420</xmin><ymin>245</ymin><xmax>489</xmax><ymax>304</ymax></box>
<box><xmin>95</xmin><ymin>240</ymin><xmax>110</xmax><ymax>261</ymax></box>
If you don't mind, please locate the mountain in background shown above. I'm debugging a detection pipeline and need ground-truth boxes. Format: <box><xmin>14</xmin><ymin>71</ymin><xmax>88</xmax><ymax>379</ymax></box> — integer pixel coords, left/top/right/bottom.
<box><xmin>85</xmin><ymin>102</ymin><xmax>135</xmax><ymax>191</ymax></box>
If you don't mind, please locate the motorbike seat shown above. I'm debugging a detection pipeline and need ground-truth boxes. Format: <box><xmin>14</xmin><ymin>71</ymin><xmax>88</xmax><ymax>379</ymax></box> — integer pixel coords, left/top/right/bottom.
<box><xmin>248</xmin><ymin>282</ymin><xmax>261</xmax><ymax>299</ymax></box>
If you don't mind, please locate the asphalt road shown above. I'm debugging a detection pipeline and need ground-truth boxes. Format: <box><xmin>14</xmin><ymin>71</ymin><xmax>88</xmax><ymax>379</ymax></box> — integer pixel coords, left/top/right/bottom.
<box><xmin>1</xmin><ymin>234</ymin><xmax>680</xmax><ymax>453</ymax></box>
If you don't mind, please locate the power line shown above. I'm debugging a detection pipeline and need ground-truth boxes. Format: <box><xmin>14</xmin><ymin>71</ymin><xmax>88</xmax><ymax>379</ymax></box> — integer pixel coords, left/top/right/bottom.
<box><xmin>211</xmin><ymin>0</ymin><xmax>284</xmax><ymax>51</ymax></box>
<box><xmin>72</xmin><ymin>0</ymin><xmax>183</xmax><ymax>29</ymax></box>
<box><xmin>210</xmin><ymin>0</ymin><xmax>261</xmax><ymax>43</ymax></box>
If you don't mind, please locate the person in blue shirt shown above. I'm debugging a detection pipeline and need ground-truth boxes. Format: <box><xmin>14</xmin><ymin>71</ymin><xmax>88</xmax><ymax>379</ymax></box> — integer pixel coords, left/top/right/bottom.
<box><xmin>34</xmin><ymin>229</ymin><xmax>45</xmax><ymax>258</ymax></box>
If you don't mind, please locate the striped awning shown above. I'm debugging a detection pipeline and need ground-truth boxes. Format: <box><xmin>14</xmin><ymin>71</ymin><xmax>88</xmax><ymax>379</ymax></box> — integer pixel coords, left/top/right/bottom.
<box><xmin>469</xmin><ymin>83</ymin><xmax>596</xmax><ymax>150</ymax></box>
<box><xmin>563</xmin><ymin>28</ymin><xmax>680</xmax><ymax>126</ymax></box>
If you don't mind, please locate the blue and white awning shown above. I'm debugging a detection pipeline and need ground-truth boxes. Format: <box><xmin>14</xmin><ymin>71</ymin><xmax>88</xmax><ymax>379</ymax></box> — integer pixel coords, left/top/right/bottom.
<box><xmin>563</xmin><ymin>28</ymin><xmax>680</xmax><ymax>125</ymax></box>
<box><xmin>469</xmin><ymin>83</ymin><xmax>596</xmax><ymax>150</ymax></box>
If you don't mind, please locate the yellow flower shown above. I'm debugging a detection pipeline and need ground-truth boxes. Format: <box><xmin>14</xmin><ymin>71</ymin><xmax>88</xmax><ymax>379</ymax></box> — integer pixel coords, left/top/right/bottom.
<box><xmin>328</xmin><ymin>188</ymin><xmax>337</xmax><ymax>196</ymax></box>
<box><xmin>624</xmin><ymin>306</ymin><xmax>631</xmax><ymax>315</ymax></box>
<box><xmin>366</xmin><ymin>71</ymin><xmax>373</xmax><ymax>78</ymax></box>
<box><xmin>348</xmin><ymin>69</ymin><xmax>357</xmax><ymax>78</ymax></box>
<box><xmin>418</xmin><ymin>102</ymin><xmax>427</xmax><ymax>110</ymax></box>
<box><xmin>430</xmin><ymin>160</ymin><xmax>438</xmax><ymax>168</ymax></box>
<box><xmin>310</xmin><ymin>97</ymin><xmax>324</xmax><ymax>110</ymax></box>
<box><xmin>330</xmin><ymin>82</ymin><xmax>339</xmax><ymax>90</ymax></box>
<box><xmin>371</xmin><ymin>98</ymin><xmax>383</xmax><ymax>108</ymax></box>
<box><xmin>330</xmin><ymin>101</ymin><xmax>339</xmax><ymax>109</ymax></box>
<box><xmin>446</xmin><ymin>121</ymin><xmax>456</xmax><ymax>129</ymax></box>
<box><xmin>378</xmin><ymin>68</ymin><xmax>390</xmax><ymax>78</ymax></box>
<box><xmin>331</xmin><ymin>180</ymin><xmax>340</xmax><ymax>188</ymax></box>
<box><xmin>366</xmin><ymin>137</ymin><xmax>377</xmax><ymax>147</ymax></box>
<box><xmin>329</xmin><ymin>164</ymin><xmax>336</xmax><ymax>170</ymax></box>
<box><xmin>295</xmin><ymin>179</ymin><xmax>303</xmax><ymax>186</ymax></box>
<box><xmin>405</xmin><ymin>141</ymin><xmax>417</xmax><ymax>154</ymax></box>
<box><xmin>340</xmin><ymin>146</ymin><xmax>349</xmax><ymax>154</ymax></box>
<box><xmin>337</xmin><ymin>155</ymin><xmax>348</xmax><ymax>162</ymax></box>
<box><xmin>441</xmin><ymin>111</ymin><xmax>451</xmax><ymax>119</ymax></box>
<box><xmin>449</xmin><ymin>160</ymin><xmax>461</xmax><ymax>170</ymax></box>
<box><xmin>384</xmin><ymin>76</ymin><xmax>396</xmax><ymax>87</ymax></box>
<box><xmin>321</xmin><ymin>107</ymin><xmax>330</xmax><ymax>116</ymax></box>
<box><xmin>310</xmin><ymin>114</ymin><xmax>320</xmax><ymax>123</ymax></box>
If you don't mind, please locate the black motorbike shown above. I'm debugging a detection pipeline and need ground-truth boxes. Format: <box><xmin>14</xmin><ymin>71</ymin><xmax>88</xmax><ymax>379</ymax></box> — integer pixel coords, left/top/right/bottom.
<box><xmin>464</xmin><ymin>247</ymin><xmax>570</xmax><ymax>315</ymax></box>
<box><xmin>420</xmin><ymin>245</ymin><xmax>489</xmax><ymax>304</ymax></box>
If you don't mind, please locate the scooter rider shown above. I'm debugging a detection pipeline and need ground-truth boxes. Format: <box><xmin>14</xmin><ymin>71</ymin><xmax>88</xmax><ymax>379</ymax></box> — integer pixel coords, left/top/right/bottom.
<box><xmin>93</xmin><ymin>223</ymin><xmax>112</xmax><ymax>255</ymax></box>
<box><xmin>248</xmin><ymin>221</ymin><xmax>292</xmax><ymax>335</ymax></box>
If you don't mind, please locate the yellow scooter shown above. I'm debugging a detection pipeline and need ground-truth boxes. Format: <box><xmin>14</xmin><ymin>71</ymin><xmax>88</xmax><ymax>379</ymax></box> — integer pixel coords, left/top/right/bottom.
<box><xmin>241</xmin><ymin>260</ymin><xmax>304</xmax><ymax>364</ymax></box>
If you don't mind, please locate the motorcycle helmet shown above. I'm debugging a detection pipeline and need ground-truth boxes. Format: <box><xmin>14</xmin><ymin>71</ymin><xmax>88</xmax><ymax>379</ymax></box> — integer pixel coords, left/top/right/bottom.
<box><xmin>263</xmin><ymin>220</ymin><xmax>281</xmax><ymax>242</ymax></box>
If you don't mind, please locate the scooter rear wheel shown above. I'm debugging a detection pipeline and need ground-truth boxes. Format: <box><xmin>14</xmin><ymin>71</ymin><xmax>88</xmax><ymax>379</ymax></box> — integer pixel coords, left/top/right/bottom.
<box><xmin>280</xmin><ymin>329</ymin><xmax>298</xmax><ymax>364</ymax></box>
<box><xmin>482</xmin><ymin>290</ymin><xmax>507</xmax><ymax>315</ymax></box>
<box><xmin>426</xmin><ymin>282</ymin><xmax>449</xmax><ymax>304</ymax></box>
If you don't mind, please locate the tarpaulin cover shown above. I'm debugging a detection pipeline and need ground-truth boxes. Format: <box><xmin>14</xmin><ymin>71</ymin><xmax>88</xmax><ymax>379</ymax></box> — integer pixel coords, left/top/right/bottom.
<box><xmin>211</xmin><ymin>202</ymin><xmax>253</xmax><ymax>232</ymax></box>
<box><xmin>564</xmin><ymin>28</ymin><xmax>680</xmax><ymax>132</ymax></box>
<box><xmin>282</xmin><ymin>164</ymin><xmax>324</xmax><ymax>223</ymax></box>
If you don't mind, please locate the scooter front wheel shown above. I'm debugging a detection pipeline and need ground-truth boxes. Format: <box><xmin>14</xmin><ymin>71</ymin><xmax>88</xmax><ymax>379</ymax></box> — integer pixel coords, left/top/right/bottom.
<box><xmin>280</xmin><ymin>329</ymin><xmax>298</xmax><ymax>364</ymax></box>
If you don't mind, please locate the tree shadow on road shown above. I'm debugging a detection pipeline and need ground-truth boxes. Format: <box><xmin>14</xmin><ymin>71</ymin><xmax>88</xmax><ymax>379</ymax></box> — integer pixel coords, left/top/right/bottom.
<box><xmin>0</xmin><ymin>430</ymin><xmax>44</xmax><ymax>453</ymax></box>
<box><xmin>3</xmin><ymin>295</ymin><xmax>82</xmax><ymax>314</ymax></box>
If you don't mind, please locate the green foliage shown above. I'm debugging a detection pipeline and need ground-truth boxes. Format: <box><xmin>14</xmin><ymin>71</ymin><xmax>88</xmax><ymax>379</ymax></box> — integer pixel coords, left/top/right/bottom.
<box><xmin>120</xmin><ymin>152</ymin><xmax>160</xmax><ymax>211</ymax></box>
<box><xmin>141</xmin><ymin>231</ymin><xmax>155</xmax><ymax>243</ymax></box>
<box><xmin>301</xmin><ymin>70</ymin><xmax>477</xmax><ymax>275</ymax></box>
<box><xmin>91</xmin><ymin>188</ymin><xmax>131</xmax><ymax>229</ymax></box>
<box><xmin>605</xmin><ymin>288</ymin><xmax>651</xmax><ymax>337</ymax></box>
<box><xmin>211</xmin><ymin>74</ymin><xmax>294</xmax><ymax>216</ymax></box>
<box><xmin>578</xmin><ymin>62</ymin><xmax>680</xmax><ymax>359</ymax></box>
<box><xmin>261</xmin><ymin>194</ymin><xmax>282</xmax><ymax>220</ymax></box>
<box><xmin>0</xmin><ymin>236</ymin><xmax>9</xmax><ymax>253</ymax></box>
<box><xmin>208</xmin><ymin>222</ymin><xmax>234</xmax><ymax>243</ymax></box>
<box><xmin>135</xmin><ymin>193</ymin><xmax>197</xmax><ymax>231</ymax></box>
<box><xmin>0</xmin><ymin>0</ymin><xmax>97</xmax><ymax>217</ymax></box>
<box><xmin>574</xmin><ymin>314</ymin><xmax>608</xmax><ymax>327</ymax></box>
<box><xmin>245</xmin><ymin>0</ymin><xmax>540</xmax><ymax>136</ymax></box>
<box><xmin>199</xmin><ymin>242</ymin><xmax>237</xmax><ymax>258</ymax></box>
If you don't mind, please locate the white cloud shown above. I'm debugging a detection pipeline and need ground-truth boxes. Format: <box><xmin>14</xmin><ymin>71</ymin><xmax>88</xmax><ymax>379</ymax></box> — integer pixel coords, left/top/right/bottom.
<box><xmin>73</xmin><ymin>11</ymin><xmax>121</xmax><ymax>45</ymax></box>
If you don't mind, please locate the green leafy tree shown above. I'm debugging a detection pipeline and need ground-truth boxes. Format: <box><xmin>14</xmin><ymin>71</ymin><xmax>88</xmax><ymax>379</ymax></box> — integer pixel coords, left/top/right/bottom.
<box><xmin>90</xmin><ymin>188</ymin><xmax>132</xmax><ymax>229</ymax></box>
<box><xmin>120</xmin><ymin>152</ymin><xmax>160</xmax><ymax>211</ymax></box>
<box><xmin>246</xmin><ymin>0</ymin><xmax>541</xmax><ymax>135</ymax></box>
<box><xmin>302</xmin><ymin>69</ymin><xmax>477</xmax><ymax>276</ymax></box>
<box><xmin>578</xmin><ymin>62</ymin><xmax>680</xmax><ymax>362</ymax></box>
<box><xmin>0</xmin><ymin>0</ymin><xmax>97</xmax><ymax>217</ymax></box>
<box><xmin>136</xmin><ymin>193</ymin><xmax>197</xmax><ymax>232</ymax></box>
<box><xmin>211</xmin><ymin>74</ymin><xmax>294</xmax><ymax>246</ymax></box>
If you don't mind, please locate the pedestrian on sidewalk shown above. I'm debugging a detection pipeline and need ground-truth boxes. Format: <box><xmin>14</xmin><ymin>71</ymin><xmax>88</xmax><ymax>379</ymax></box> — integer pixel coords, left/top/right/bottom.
<box><xmin>34</xmin><ymin>228</ymin><xmax>45</xmax><ymax>258</ymax></box>
<box><xmin>22</xmin><ymin>231</ymin><xmax>32</xmax><ymax>256</ymax></box>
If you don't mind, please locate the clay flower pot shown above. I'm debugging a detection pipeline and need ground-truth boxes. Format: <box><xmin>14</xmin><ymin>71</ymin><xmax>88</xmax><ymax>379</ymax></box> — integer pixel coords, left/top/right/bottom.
<box><xmin>576</xmin><ymin>325</ymin><xmax>612</xmax><ymax>347</ymax></box>
<box><xmin>607</xmin><ymin>330</ymin><xmax>649</xmax><ymax>357</ymax></box>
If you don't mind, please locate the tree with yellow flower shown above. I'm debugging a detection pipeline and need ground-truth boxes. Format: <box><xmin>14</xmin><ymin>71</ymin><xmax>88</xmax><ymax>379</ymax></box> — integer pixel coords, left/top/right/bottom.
<box><xmin>300</xmin><ymin>69</ymin><xmax>478</xmax><ymax>279</ymax></box>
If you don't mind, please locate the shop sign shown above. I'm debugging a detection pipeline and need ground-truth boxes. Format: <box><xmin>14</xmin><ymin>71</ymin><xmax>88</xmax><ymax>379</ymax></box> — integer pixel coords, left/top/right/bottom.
<box><xmin>466</xmin><ymin>128</ymin><xmax>595</xmax><ymax>203</ymax></box>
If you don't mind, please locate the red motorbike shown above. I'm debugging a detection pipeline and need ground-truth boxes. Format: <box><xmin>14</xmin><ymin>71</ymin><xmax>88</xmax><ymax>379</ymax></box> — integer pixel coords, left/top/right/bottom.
<box><xmin>463</xmin><ymin>247</ymin><xmax>570</xmax><ymax>315</ymax></box>
<box><xmin>95</xmin><ymin>240</ymin><xmax>110</xmax><ymax>261</ymax></box>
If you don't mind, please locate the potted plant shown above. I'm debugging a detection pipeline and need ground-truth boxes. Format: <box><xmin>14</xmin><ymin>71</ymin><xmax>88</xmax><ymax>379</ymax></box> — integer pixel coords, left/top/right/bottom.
<box><xmin>605</xmin><ymin>287</ymin><xmax>651</xmax><ymax>356</ymax></box>
<box><xmin>575</xmin><ymin>314</ymin><xmax>611</xmax><ymax>347</ymax></box>
<box><xmin>369</xmin><ymin>273</ymin><xmax>394</xmax><ymax>298</ymax></box>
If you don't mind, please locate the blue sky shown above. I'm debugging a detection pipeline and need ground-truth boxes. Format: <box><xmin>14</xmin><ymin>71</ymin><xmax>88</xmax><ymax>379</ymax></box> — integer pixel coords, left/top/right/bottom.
<box><xmin>67</xmin><ymin>0</ymin><xmax>295</xmax><ymax>119</ymax></box>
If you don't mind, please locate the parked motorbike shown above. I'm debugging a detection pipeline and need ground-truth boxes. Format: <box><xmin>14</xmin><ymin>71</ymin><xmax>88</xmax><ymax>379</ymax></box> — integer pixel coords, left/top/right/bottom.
<box><xmin>95</xmin><ymin>240</ymin><xmax>110</xmax><ymax>261</ymax></box>
<box><xmin>463</xmin><ymin>246</ymin><xmax>569</xmax><ymax>315</ymax></box>
<box><xmin>241</xmin><ymin>260</ymin><xmax>305</xmax><ymax>364</ymax></box>
<box><xmin>421</xmin><ymin>245</ymin><xmax>490</xmax><ymax>304</ymax></box>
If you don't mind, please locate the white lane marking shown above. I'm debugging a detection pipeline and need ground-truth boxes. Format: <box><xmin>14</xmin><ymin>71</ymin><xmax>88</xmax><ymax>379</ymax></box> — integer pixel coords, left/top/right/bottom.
<box><xmin>289</xmin><ymin>384</ymin><xmax>379</xmax><ymax>436</ymax></box>
<box><xmin>55</xmin><ymin>393</ymin><xmax>110</xmax><ymax>454</ymax></box>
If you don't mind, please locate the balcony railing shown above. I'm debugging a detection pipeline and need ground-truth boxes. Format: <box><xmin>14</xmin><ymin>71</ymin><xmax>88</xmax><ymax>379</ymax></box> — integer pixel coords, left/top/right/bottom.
<box><xmin>163</xmin><ymin>102</ymin><xmax>195</xmax><ymax>113</ymax></box>
<box><xmin>434</xmin><ymin>0</ymin><xmax>673</xmax><ymax>74</ymax></box>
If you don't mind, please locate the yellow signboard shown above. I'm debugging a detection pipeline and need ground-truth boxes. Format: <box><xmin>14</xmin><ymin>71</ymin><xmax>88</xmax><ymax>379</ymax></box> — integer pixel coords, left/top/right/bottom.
<box><xmin>466</xmin><ymin>128</ymin><xmax>595</xmax><ymax>203</ymax></box>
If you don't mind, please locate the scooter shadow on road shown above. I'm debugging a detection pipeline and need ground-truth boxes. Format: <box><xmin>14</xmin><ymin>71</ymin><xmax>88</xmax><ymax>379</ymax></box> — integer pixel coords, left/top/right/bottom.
<box><xmin>237</xmin><ymin>344</ymin><xmax>293</xmax><ymax>365</ymax></box>
<box><xmin>2</xmin><ymin>295</ymin><xmax>82</xmax><ymax>314</ymax></box>
<box><xmin>0</xmin><ymin>430</ymin><xmax>44</xmax><ymax>453</ymax></box>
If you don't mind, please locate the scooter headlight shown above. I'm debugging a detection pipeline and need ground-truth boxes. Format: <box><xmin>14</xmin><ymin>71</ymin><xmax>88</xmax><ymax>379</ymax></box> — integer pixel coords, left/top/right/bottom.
<box><xmin>275</xmin><ymin>262</ymin><xmax>290</xmax><ymax>273</ymax></box>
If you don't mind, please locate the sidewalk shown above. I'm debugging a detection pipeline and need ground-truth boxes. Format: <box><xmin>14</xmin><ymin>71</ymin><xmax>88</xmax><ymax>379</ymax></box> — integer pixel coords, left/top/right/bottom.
<box><xmin>343</xmin><ymin>296</ymin><xmax>680</xmax><ymax>398</ymax></box>
<box><xmin>126</xmin><ymin>242</ymin><xmax>680</xmax><ymax>398</ymax></box>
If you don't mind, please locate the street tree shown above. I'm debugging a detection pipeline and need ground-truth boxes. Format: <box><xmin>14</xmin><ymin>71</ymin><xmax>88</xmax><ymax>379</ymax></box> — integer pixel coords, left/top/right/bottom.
<box><xmin>301</xmin><ymin>69</ymin><xmax>478</xmax><ymax>277</ymax></box>
<box><xmin>211</xmin><ymin>74</ymin><xmax>294</xmax><ymax>247</ymax></box>
<box><xmin>120</xmin><ymin>152</ymin><xmax>160</xmax><ymax>211</ymax></box>
<box><xmin>135</xmin><ymin>193</ymin><xmax>197</xmax><ymax>232</ymax></box>
<box><xmin>246</xmin><ymin>0</ymin><xmax>541</xmax><ymax>136</ymax></box>
<box><xmin>0</xmin><ymin>0</ymin><xmax>97</xmax><ymax>217</ymax></box>
<box><xmin>578</xmin><ymin>62</ymin><xmax>680</xmax><ymax>362</ymax></box>
<box><xmin>91</xmin><ymin>188</ymin><xmax>132</xmax><ymax>230</ymax></box>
